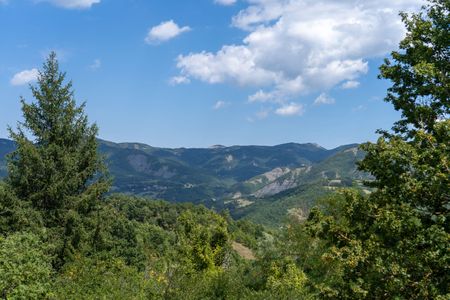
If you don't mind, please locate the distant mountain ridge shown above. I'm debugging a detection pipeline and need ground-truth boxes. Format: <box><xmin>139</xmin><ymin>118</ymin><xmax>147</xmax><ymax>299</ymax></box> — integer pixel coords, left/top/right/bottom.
<box><xmin>0</xmin><ymin>138</ymin><xmax>368</xmax><ymax>224</ymax></box>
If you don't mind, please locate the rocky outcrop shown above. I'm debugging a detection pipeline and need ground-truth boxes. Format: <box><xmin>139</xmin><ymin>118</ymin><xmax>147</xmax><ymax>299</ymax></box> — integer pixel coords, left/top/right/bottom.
<box><xmin>251</xmin><ymin>166</ymin><xmax>311</xmax><ymax>198</ymax></box>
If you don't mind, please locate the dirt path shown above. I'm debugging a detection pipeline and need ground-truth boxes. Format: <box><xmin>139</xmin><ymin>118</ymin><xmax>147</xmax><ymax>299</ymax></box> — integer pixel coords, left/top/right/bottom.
<box><xmin>232</xmin><ymin>241</ymin><xmax>256</xmax><ymax>260</ymax></box>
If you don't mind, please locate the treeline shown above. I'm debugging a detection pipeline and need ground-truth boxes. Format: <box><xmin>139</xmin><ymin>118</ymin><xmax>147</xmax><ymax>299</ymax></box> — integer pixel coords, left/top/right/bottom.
<box><xmin>1</xmin><ymin>1</ymin><xmax>448</xmax><ymax>299</ymax></box>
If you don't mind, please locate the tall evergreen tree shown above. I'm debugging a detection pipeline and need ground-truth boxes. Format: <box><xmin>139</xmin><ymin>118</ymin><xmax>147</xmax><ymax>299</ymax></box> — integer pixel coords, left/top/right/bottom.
<box><xmin>7</xmin><ymin>53</ymin><xmax>110</xmax><ymax>255</ymax></box>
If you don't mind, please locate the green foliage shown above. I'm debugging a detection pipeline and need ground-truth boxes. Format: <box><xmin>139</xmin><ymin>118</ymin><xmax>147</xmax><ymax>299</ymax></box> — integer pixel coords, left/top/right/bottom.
<box><xmin>265</xmin><ymin>259</ymin><xmax>308</xmax><ymax>297</ymax></box>
<box><xmin>52</xmin><ymin>256</ymin><xmax>161</xmax><ymax>299</ymax></box>
<box><xmin>7</xmin><ymin>52</ymin><xmax>110</xmax><ymax>226</ymax></box>
<box><xmin>303</xmin><ymin>1</ymin><xmax>450</xmax><ymax>298</ymax></box>
<box><xmin>176</xmin><ymin>209</ymin><xmax>230</xmax><ymax>271</ymax></box>
<box><xmin>0</xmin><ymin>181</ymin><xmax>43</xmax><ymax>234</ymax></box>
<box><xmin>379</xmin><ymin>0</ymin><xmax>449</xmax><ymax>135</ymax></box>
<box><xmin>6</xmin><ymin>52</ymin><xmax>110</xmax><ymax>267</ymax></box>
<box><xmin>227</xmin><ymin>218</ymin><xmax>265</xmax><ymax>250</ymax></box>
<box><xmin>235</xmin><ymin>184</ymin><xmax>330</xmax><ymax>228</ymax></box>
<box><xmin>0</xmin><ymin>232</ymin><xmax>53</xmax><ymax>299</ymax></box>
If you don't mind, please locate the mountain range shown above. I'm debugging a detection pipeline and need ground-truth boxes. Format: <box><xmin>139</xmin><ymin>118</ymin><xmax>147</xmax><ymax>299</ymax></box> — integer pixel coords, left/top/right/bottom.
<box><xmin>0</xmin><ymin>138</ymin><xmax>369</xmax><ymax>226</ymax></box>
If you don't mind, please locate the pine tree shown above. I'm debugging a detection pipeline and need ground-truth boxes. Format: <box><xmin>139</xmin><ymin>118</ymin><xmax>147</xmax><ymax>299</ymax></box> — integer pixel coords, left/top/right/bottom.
<box><xmin>7</xmin><ymin>53</ymin><xmax>110</xmax><ymax>263</ymax></box>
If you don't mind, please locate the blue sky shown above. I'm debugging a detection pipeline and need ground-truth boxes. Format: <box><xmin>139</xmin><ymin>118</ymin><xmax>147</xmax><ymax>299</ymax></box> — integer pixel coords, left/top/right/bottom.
<box><xmin>0</xmin><ymin>0</ymin><xmax>424</xmax><ymax>149</ymax></box>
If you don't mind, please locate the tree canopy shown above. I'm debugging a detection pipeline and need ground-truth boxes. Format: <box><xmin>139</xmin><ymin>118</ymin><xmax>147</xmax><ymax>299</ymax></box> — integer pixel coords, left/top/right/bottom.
<box><xmin>303</xmin><ymin>0</ymin><xmax>449</xmax><ymax>298</ymax></box>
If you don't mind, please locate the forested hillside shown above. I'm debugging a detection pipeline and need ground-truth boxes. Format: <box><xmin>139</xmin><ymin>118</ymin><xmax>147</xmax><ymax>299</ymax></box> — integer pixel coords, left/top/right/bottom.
<box><xmin>0</xmin><ymin>1</ymin><xmax>448</xmax><ymax>299</ymax></box>
<box><xmin>0</xmin><ymin>139</ymin><xmax>368</xmax><ymax>227</ymax></box>
<box><xmin>0</xmin><ymin>138</ymin><xmax>365</xmax><ymax>201</ymax></box>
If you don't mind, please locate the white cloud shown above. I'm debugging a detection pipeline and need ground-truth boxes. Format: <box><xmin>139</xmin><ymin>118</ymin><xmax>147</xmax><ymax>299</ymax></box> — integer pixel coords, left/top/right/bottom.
<box><xmin>214</xmin><ymin>0</ymin><xmax>236</xmax><ymax>6</ymax></box>
<box><xmin>314</xmin><ymin>93</ymin><xmax>335</xmax><ymax>105</ymax></box>
<box><xmin>42</xmin><ymin>0</ymin><xmax>100</xmax><ymax>9</ymax></box>
<box><xmin>89</xmin><ymin>59</ymin><xmax>101</xmax><ymax>70</ymax></box>
<box><xmin>177</xmin><ymin>45</ymin><xmax>277</xmax><ymax>86</ymax></box>
<box><xmin>213</xmin><ymin>100</ymin><xmax>230</xmax><ymax>110</ymax></box>
<box><xmin>341</xmin><ymin>80</ymin><xmax>360</xmax><ymax>89</ymax></box>
<box><xmin>176</xmin><ymin>0</ymin><xmax>423</xmax><ymax>109</ymax></box>
<box><xmin>275</xmin><ymin>103</ymin><xmax>304</xmax><ymax>116</ymax></box>
<box><xmin>248</xmin><ymin>90</ymin><xmax>276</xmax><ymax>103</ymax></box>
<box><xmin>145</xmin><ymin>20</ymin><xmax>191</xmax><ymax>44</ymax></box>
<box><xmin>169</xmin><ymin>76</ymin><xmax>191</xmax><ymax>85</ymax></box>
<box><xmin>10</xmin><ymin>68</ymin><xmax>39</xmax><ymax>86</ymax></box>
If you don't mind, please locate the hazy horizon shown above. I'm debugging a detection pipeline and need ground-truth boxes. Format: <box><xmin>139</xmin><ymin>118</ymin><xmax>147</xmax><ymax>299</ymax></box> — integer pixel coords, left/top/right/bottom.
<box><xmin>1</xmin><ymin>134</ymin><xmax>362</xmax><ymax>150</ymax></box>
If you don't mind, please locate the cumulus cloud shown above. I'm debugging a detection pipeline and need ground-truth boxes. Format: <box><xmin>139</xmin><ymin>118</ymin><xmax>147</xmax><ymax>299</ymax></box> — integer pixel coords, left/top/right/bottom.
<box><xmin>275</xmin><ymin>103</ymin><xmax>304</xmax><ymax>116</ymax></box>
<box><xmin>213</xmin><ymin>100</ymin><xmax>230</xmax><ymax>110</ymax></box>
<box><xmin>42</xmin><ymin>0</ymin><xmax>100</xmax><ymax>9</ymax></box>
<box><xmin>10</xmin><ymin>69</ymin><xmax>39</xmax><ymax>86</ymax></box>
<box><xmin>314</xmin><ymin>93</ymin><xmax>335</xmax><ymax>105</ymax></box>
<box><xmin>175</xmin><ymin>0</ymin><xmax>423</xmax><ymax>113</ymax></box>
<box><xmin>177</xmin><ymin>45</ymin><xmax>277</xmax><ymax>86</ymax></box>
<box><xmin>248</xmin><ymin>90</ymin><xmax>276</xmax><ymax>103</ymax></box>
<box><xmin>214</xmin><ymin>0</ymin><xmax>236</xmax><ymax>6</ymax></box>
<box><xmin>341</xmin><ymin>80</ymin><xmax>360</xmax><ymax>89</ymax></box>
<box><xmin>145</xmin><ymin>20</ymin><xmax>191</xmax><ymax>44</ymax></box>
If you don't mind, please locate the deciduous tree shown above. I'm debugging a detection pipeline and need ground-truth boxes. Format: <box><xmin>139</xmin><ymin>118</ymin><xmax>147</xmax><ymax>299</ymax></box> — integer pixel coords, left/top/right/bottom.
<box><xmin>306</xmin><ymin>1</ymin><xmax>449</xmax><ymax>298</ymax></box>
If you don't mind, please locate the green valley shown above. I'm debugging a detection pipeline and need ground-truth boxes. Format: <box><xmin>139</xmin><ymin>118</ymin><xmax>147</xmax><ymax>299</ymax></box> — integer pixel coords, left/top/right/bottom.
<box><xmin>1</xmin><ymin>138</ymin><xmax>369</xmax><ymax>226</ymax></box>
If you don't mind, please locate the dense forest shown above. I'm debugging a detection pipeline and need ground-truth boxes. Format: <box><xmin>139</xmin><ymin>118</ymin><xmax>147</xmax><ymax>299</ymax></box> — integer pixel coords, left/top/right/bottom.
<box><xmin>0</xmin><ymin>1</ymin><xmax>448</xmax><ymax>299</ymax></box>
